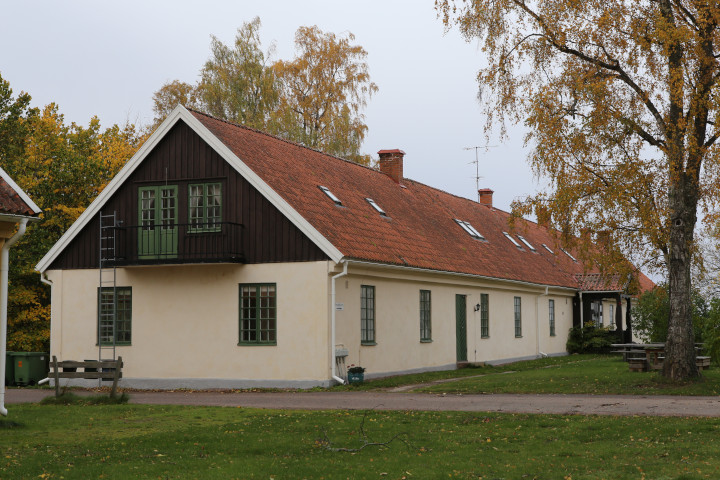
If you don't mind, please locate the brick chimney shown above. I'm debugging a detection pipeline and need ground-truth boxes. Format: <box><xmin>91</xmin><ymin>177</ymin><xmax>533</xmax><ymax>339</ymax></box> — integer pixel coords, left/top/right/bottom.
<box><xmin>377</xmin><ymin>149</ymin><xmax>405</xmax><ymax>183</ymax></box>
<box><xmin>478</xmin><ymin>188</ymin><xmax>494</xmax><ymax>206</ymax></box>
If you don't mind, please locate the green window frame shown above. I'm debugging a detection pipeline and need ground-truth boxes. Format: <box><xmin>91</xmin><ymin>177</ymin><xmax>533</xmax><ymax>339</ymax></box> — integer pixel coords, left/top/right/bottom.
<box><xmin>97</xmin><ymin>287</ymin><xmax>132</xmax><ymax>346</ymax></box>
<box><xmin>480</xmin><ymin>293</ymin><xmax>489</xmax><ymax>338</ymax></box>
<box><xmin>239</xmin><ymin>284</ymin><xmax>277</xmax><ymax>345</ymax></box>
<box><xmin>549</xmin><ymin>299</ymin><xmax>556</xmax><ymax>337</ymax></box>
<box><xmin>189</xmin><ymin>183</ymin><xmax>222</xmax><ymax>232</ymax></box>
<box><xmin>420</xmin><ymin>290</ymin><xmax>432</xmax><ymax>342</ymax></box>
<box><xmin>514</xmin><ymin>296</ymin><xmax>522</xmax><ymax>337</ymax></box>
<box><xmin>361</xmin><ymin>285</ymin><xmax>375</xmax><ymax>345</ymax></box>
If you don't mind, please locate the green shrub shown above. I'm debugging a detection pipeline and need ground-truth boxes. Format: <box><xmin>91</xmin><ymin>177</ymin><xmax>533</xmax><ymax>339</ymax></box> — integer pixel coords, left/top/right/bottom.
<box><xmin>566</xmin><ymin>325</ymin><xmax>615</xmax><ymax>354</ymax></box>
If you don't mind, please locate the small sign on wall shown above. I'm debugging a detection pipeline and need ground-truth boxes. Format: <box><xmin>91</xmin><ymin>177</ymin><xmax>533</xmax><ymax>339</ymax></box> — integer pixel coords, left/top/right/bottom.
<box><xmin>335</xmin><ymin>303</ymin><xmax>344</xmax><ymax>311</ymax></box>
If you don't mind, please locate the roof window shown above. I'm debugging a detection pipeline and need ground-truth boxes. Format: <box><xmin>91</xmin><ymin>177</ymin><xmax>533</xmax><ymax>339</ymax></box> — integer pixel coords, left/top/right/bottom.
<box><xmin>318</xmin><ymin>186</ymin><xmax>342</xmax><ymax>206</ymax></box>
<box><xmin>455</xmin><ymin>219</ymin><xmax>485</xmax><ymax>240</ymax></box>
<box><xmin>560</xmin><ymin>247</ymin><xmax>577</xmax><ymax>262</ymax></box>
<box><xmin>366</xmin><ymin>198</ymin><xmax>387</xmax><ymax>216</ymax></box>
<box><xmin>542</xmin><ymin>243</ymin><xmax>554</xmax><ymax>254</ymax></box>
<box><xmin>517</xmin><ymin>235</ymin><xmax>536</xmax><ymax>252</ymax></box>
<box><xmin>503</xmin><ymin>231</ymin><xmax>522</xmax><ymax>248</ymax></box>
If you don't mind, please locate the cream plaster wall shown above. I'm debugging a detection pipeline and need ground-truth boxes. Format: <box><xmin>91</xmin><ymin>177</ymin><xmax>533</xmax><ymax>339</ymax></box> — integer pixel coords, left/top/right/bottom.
<box><xmin>47</xmin><ymin>261</ymin><xmax>330</xmax><ymax>385</ymax></box>
<box><xmin>334</xmin><ymin>265</ymin><xmax>575</xmax><ymax>377</ymax></box>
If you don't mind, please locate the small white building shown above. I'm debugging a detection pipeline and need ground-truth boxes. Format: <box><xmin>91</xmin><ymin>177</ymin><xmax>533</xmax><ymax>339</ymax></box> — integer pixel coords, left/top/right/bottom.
<box><xmin>36</xmin><ymin>106</ymin><xmax>653</xmax><ymax>388</ymax></box>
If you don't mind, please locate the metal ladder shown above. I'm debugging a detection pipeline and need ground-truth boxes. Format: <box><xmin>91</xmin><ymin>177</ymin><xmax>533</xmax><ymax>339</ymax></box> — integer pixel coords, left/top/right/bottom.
<box><xmin>98</xmin><ymin>211</ymin><xmax>118</xmax><ymax>366</ymax></box>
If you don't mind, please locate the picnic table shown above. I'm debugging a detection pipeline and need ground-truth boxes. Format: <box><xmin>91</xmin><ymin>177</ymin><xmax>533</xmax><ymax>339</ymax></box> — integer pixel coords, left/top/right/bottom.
<box><xmin>611</xmin><ymin>343</ymin><xmax>710</xmax><ymax>372</ymax></box>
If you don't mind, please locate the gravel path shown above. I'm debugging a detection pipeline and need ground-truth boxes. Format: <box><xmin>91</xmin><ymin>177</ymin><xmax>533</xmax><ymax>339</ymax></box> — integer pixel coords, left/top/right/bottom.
<box><xmin>6</xmin><ymin>388</ymin><xmax>720</xmax><ymax>417</ymax></box>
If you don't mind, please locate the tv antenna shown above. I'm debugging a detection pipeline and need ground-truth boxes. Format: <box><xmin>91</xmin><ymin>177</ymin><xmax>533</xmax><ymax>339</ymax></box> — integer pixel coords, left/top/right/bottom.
<box><xmin>464</xmin><ymin>145</ymin><xmax>498</xmax><ymax>201</ymax></box>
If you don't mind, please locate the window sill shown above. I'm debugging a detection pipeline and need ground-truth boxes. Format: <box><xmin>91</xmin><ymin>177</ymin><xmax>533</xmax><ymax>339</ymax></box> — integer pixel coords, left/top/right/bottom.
<box><xmin>361</xmin><ymin>342</ymin><xmax>377</xmax><ymax>346</ymax></box>
<box><xmin>420</xmin><ymin>339</ymin><xmax>433</xmax><ymax>343</ymax></box>
<box><xmin>481</xmin><ymin>336</ymin><xmax>490</xmax><ymax>339</ymax></box>
<box><xmin>237</xmin><ymin>342</ymin><xmax>277</xmax><ymax>346</ymax></box>
<box><xmin>515</xmin><ymin>336</ymin><xmax>523</xmax><ymax>339</ymax></box>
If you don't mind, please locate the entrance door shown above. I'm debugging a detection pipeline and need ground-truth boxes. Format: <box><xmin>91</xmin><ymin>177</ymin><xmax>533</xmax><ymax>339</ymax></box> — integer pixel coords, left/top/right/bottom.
<box><xmin>455</xmin><ymin>294</ymin><xmax>467</xmax><ymax>362</ymax></box>
<box><xmin>138</xmin><ymin>185</ymin><xmax>178</xmax><ymax>259</ymax></box>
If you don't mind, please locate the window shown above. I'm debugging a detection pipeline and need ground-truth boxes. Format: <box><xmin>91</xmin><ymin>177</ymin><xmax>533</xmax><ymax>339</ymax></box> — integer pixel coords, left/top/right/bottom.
<box><xmin>609</xmin><ymin>304</ymin><xmax>615</xmax><ymax>328</ymax></box>
<box><xmin>189</xmin><ymin>183</ymin><xmax>222</xmax><ymax>232</ymax></box>
<box><xmin>366</xmin><ymin>198</ymin><xmax>387</xmax><ymax>216</ymax></box>
<box><xmin>480</xmin><ymin>293</ymin><xmax>489</xmax><ymax>338</ymax></box>
<box><xmin>319</xmin><ymin>185</ymin><xmax>342</xmax><ymax>205</ymax></box>
<box><xmin>517</xmin><ymin>235</ymin><xmax>536</xmax><ymax>251</ymax></box>
<box><xmin>239</xmin><ymin>284</ymin><xmax>277</xmax><ymax>345</ymax></box>
<box><xmin>560</xmin><ymin>247</ymin><xmax>577</xmax><ymax>262</ymax></box>
<box><xmin>514</xmin><ymin>296</ymin><xmax>522</xmax><ymax>337</ymax></box>
<box><xmin>420</xmin><ymin>290</ymin><xmax>431</xmax><ymax>341</ymax></box>
<box><xmin>361</xmin><ymin>285</ymin><xmax>375</xmax><ymax>344</ymax></box>
<box><xmin>98</xmin><ymin>287</ymin><xmax>132</xmax><ymax>345</ymax></box>
<box><xmin>542</xmin><ymin>243</ymin><xmax>554</xmax><ymax>254</ymax></box>
<box><xmin>503</xmin><ymin>232</ymin><xmax>522</xmax><ymax>248</ymax></box>
<box><xmin>455</xmin><ymin>219</ymin><xmax>485</xmax><ymax>240</ymax></box>
<box><xmin>549</xmin><ymin>299</ymin><xmax>556</xmax><ymax>336</ymax></box>
<box><xmin>591</xmin><ymin>301</ymin><xmax>603</xmax><ymax>327</ymax></box>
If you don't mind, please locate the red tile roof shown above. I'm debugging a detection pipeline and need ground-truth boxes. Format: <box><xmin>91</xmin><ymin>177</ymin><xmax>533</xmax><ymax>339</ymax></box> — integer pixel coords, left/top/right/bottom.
<box><xmin>0</xmin><ymin>175</ymin><xmax>38</xmax><ymax>217</ymax></box>
<box><xmin>191</xmin><ymin>110</ymin><xmax>653</xmax><ymax>292</ymax></box>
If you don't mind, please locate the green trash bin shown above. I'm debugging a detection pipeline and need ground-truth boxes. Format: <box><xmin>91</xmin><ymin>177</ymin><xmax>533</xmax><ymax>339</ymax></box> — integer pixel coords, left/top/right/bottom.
<box><xmin>13</xmin><ymin>352</ymin><xmax>49</xmax><ymax>386</ymax></box>
<box><xmin>4</xmin><ymin>351</ymin><xmax>14</xmax><ymax>386</ymax></box>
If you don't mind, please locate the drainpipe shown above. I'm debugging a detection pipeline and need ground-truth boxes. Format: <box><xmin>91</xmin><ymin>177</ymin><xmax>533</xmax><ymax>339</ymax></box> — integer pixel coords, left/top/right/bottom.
<box><xmin>0</xmin><ymin>218</ymin><xmax>29</xmax><ymax>416</ymax></box>
<box><xmin>536</xmin><ymin>286</ymin><xmax>549</xmax><ymax>357</ymax></box>
<box><xmin>330</xmin><ymin>261</ymin><xmax>348</xmax><ymax>385</ymax></box>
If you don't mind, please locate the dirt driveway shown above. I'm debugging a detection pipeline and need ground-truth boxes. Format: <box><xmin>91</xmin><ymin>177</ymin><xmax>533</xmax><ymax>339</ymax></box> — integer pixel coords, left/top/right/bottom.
<box><xmin>6</xmin><ymin>388</ymin><xmax>720</xmax><ymax>417</ymax></box>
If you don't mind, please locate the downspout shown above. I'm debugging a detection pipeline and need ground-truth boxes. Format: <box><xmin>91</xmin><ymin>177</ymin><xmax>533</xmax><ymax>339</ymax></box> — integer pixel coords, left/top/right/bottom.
<box><xmin>0</xmin><ymin>218</ymin><xmax>29</xmax><ymax>416</ymax></box>
<box><xmin>537</xmin><ymin>286</ymin><xmax>549</xmax><ymax>357</ymax></box>
<box><xmin>330</xmin><ymin>261</ymin><xmax>348</xmax><ymax>385</ymax></box>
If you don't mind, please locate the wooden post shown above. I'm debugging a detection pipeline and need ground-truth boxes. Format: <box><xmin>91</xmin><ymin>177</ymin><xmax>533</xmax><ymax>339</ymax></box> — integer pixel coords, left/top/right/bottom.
<box><xmin>52</xmin><ymin>355</ymin><xmax>59</xmax><ymax>397</ymax></box>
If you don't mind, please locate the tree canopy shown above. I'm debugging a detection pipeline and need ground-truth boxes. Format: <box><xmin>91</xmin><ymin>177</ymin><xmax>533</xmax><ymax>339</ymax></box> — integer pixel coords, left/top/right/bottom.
<box><xmin>438</xmin><ymin>0</ymin><xmax>720</xmax><ymax>380</ymax></box>
<box><xmin>152</xmin><ymin>18</ymin><xmax>377</xmax><ymax>164</ymax></box>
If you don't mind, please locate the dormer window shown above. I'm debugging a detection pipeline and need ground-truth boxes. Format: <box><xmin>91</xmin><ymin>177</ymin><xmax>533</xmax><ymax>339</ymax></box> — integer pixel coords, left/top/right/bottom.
<box><xmin>366</xmin><ymin>198</ymin><xmax>387</xmax><ymax>216</ymax></box>
<box><xmin>517</xmin><ymin>235</ymin><xmax>536</xmax><ymax>252</ymax></box>
<box><xmin>542</xmin><ymin>243</ymin><xmax>554</xmax><ymax>254</ymax></box>
<box><xmin>560</xmin><ymin>247</ymin><xmax>577</xmax><ymax>262</ymax></box>
<box><xmin>503</xmin><ymin>231</ymin><xmax>522</xmax><ymax>248</ymax></box>
<box><xmin>455</xmin><ymin>219</ymin><xmax>485</xmax><ymax>240</ymax></box>
<box><xmin>318</xmin><ymin>186</ymin><xmax>342</xmax><ymax>206</ymax></box>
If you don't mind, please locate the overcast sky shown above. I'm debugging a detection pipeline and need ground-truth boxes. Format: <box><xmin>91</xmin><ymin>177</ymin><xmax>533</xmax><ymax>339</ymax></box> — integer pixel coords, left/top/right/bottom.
<box><xmin>0</xmin><ymin>0</ymin><xmax>541</xmax><ymax>212</ymax></box>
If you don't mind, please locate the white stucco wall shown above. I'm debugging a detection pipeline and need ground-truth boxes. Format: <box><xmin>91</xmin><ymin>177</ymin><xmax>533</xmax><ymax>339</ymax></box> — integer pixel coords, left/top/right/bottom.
<box><xmin>334</xmin><ymin>264</ymin><xmax>575</xmax><ymax>378</ymax></box>
<box><xmin>46</xmin><ymin>261</ymin><xmax>331</xmax><ymax>388</ymax></box>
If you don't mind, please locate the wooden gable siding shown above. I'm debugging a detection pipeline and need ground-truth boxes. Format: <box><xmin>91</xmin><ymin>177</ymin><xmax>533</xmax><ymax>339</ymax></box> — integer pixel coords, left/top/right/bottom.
<box><xmin>48</xmin><ymin>121</ymin><xmax>328</xmax><ymax>270</ymax></box>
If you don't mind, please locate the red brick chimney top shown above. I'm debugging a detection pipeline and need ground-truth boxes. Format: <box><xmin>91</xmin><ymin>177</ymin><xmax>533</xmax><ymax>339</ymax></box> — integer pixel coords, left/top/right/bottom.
<box><xmin>377</xmin><ymin>149</ymin><xmax>405</xmax><ymax>184</ymax></box>
<box><xmin>478</xmin><ymin>188</ymin><xmax>494</xmax><ymax>206</ymax></box>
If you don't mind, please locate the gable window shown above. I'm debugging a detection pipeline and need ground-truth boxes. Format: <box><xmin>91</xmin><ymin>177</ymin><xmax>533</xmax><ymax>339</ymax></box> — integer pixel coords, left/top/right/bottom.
<box><xmin>239</xmin><ymin>284</ymin><xmax>277</xmax><ymax>345</ymax></box>
<box><xmin>189</xmin><ymin>183</ymin><xmax>222</xmax><ymax>232</ymax></box>
<box><xmin>420</xmin><ymin>290</ymin><xmax>431</xmax><ymax>342</ymax></box>
<box><xmin>319</xmin><ymin>185</ymin><xmax>342</xmax><ymax>206</ymax></box>
<box><xmin>366</xmin><ymin>198</ymin><xmax>388</xmax><ymax>216</ymax></box>
<box><xmin>361</xmin><ymin>285</ymin><xmax>375</xmax><ymax>345</ymax></box>
<box><xmin>98</xmin><ymin>287</ymin><xmax>132</xmax><ymax>345</ymax></box>
<box><xmin>503</xmin><ymin>232</ymin><xmax>522</xmax><ymax>248</ymax></box>
<box><xmin>480</xmin><ymin>293</ymin><xmax>489</xmax><ymax>338</ymax></box>
<box><xmin>514</xmin><ymin>296</ymin><xmax>522</xmax><ymax>337</ymax></box>
<box><xmin>455</xmin><ymin>219</ymin><xmax>485</xmax><ymax>240</ymax></box>
<box><xmin>549</xmin><ymin>299</ymin><xmax>556</xmax><ymax>336</ymax></box>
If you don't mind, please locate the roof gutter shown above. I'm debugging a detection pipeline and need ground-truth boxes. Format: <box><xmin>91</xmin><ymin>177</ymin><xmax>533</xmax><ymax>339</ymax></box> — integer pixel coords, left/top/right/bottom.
<box><xmin>344</xmin><ymin>259</ymin><xmax>579</xmax><ymax>293</ymax></box>
<box><xmin>330</xmin><ymin>261</ymin><xmax>348</xmax><ymax>385</ymax></box>
<box><xmin>1</xmin><ymin>218</ymin><xmax>29</xmax><ymax>416</ymax></box>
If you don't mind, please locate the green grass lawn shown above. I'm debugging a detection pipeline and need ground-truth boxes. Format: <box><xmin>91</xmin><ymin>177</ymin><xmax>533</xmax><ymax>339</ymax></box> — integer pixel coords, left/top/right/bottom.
<box><xmin>343</xmin><ymin>355</ymin><xmax>720</xmax><ymax>396</ymax></box>
<box><xmin>2</xmin><ymin>402</ymin><xmax>720</xmax><ymax>479</ymax></box>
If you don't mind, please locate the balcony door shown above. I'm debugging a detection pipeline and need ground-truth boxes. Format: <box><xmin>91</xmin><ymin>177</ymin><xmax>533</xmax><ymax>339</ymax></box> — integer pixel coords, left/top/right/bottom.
<box><xmin>138</xmin><ymin>185</ymin><xmax>178</xmax><ymax>259</ymax></box>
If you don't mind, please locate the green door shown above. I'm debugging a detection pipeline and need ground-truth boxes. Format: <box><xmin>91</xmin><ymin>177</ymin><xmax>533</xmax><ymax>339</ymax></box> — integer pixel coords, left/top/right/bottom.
<box><xmin>456</xmin><ymin>294</ymin><xmax>467</xmax><ymax>362</ymax></box>
<box><xmin>138</xmin><ymin>185</ymin><xmax>178</xmax><ymax>259</ymax></box>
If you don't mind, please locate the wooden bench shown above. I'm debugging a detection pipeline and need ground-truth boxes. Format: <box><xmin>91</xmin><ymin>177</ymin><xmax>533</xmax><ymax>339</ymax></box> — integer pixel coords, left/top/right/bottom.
<box><xmin>50</xmin><ymin>356</ymin><xmax>123</xmax><ymax>397</ymax></box>
<box><xmin>628</xmin><ymin>358</ymin><xmax>647</xmax><ymax>372</ymax></box>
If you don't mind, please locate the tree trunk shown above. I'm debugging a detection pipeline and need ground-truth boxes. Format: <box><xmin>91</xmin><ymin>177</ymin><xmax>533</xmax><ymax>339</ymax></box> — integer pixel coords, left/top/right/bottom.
<box><xmin>663</xmin><ymin>176</ymin><xmax>699</xmax><ymax>380</ymax></box>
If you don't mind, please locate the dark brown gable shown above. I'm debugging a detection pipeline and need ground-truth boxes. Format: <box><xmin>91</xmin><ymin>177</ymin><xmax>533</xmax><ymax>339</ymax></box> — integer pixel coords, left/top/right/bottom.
<box><xmin>48</xmin><ymin>121</ymin><xmax>328</xmax><ymax>270</ymax></box>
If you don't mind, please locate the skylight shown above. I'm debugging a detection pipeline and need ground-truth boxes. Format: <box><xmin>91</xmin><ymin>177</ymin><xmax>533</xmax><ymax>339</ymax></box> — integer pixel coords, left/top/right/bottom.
<box><xmin>542</xmin><ymin>243</ymin><xmax>554</xmax><ymax>254</ymax></box>
<box><xmin>560</xmin><ymin>247</ymin><xmax>578</xmax><ymax>262</ymax></box>
<box><xmin>455</xmin><ymin>219</ymin><xmax>485</xmax><ymax>240</ymax></box>
<box><xmin>366</xmin><ymin>198</ymin><xmax>387</xmax><ymax>216</ymax></box>
<box><xmin>502</xmin><ymin>231</ymin><xmax>522</xmax><ymax>248</ymax></box>
<box><xmin>318</xmin><ymin>186</ymin><xmax>342</xmax><ymax>206</ymax></box>
<box><xmin>517</xmin><ymin>235</ymin><xmax>536</xmax><ymax>252</ymax></box>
